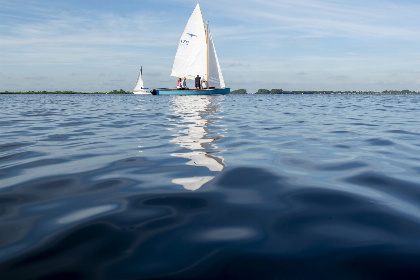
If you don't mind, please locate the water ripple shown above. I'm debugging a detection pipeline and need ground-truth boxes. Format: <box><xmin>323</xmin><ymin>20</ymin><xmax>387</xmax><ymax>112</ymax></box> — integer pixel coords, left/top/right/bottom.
<box><xmin>1</xmin><ymin>94</ymin><xmax>420</xmax><ymax>279</ymax></box>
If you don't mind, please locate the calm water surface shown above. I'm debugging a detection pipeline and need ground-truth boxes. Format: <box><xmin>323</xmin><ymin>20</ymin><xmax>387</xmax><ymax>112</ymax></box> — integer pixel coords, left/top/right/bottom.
<box><xmin>1</xmin><ymin>94</ymin><xmax>420</xmax><ymax>279</ymax></box>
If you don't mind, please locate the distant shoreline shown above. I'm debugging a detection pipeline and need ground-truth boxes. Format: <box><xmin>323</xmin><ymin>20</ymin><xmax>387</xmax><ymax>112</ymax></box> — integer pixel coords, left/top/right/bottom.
<box><xmin>230</xmin><ymin>89</ymin><xmax>419</xmax><ymax>95</ymax></box>
<box><xmin>0</xmin><ymin>90</ymin><xmax>129</xmax><ymax>95</ymax></box>
<box><xmin>1</xmin><ymin>89</ymin><xmax>419</xmax><ymax>95</ymax></box>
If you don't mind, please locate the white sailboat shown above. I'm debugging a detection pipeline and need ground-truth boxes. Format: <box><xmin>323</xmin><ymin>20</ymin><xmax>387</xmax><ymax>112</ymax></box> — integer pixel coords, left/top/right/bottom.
<box><xmin>133</xmin><ymin>66</ymin><xmax>150</xmax><ymax>94</ymax></box>
<box><xmin>154</xmin><ymin>3</ymin><xmax>229</xmax><ymax>95</ymax></box>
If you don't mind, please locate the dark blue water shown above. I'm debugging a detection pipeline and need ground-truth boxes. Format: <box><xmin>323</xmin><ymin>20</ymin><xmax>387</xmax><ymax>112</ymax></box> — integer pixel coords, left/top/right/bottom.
<box><xmin>1</xmin><ymin>94</ymin><xmax>420</xmax><ymax>279</ymax></box>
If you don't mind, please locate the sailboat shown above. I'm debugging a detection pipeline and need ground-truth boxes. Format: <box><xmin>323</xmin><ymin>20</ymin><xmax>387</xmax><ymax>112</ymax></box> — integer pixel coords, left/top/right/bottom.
<box><xmin>154</xmin><ymin>3</ymin><xmax>230</xmax><ymax>95</ymax></box>
<box><xmin>133</xmin><ymin>66</ymin><xmax>150</xmax><ymax>94</ymax></box>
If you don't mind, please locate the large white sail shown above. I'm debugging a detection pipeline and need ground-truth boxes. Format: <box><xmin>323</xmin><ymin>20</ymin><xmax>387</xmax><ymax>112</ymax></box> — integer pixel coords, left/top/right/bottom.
<box><xmin>171</xmin><ymin>3</ymin><xmax>207</xmax><ymax>81</ymax></box>
<box><xmin>208</xmin><ymin>29</ymin><xmax>226</xmax><ymax>88</ymax></box>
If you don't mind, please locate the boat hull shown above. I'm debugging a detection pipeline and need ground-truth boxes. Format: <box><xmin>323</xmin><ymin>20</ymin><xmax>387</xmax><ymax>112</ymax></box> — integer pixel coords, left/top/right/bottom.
<box><xmin>155</xmin><ymin>88</ymin><xmax>230</xmax><ymax>95</ymax></box>
<box><xmin>133</xmin><ymin>90</ymin><xmax>151</xmax><ymax>95</ymax></box>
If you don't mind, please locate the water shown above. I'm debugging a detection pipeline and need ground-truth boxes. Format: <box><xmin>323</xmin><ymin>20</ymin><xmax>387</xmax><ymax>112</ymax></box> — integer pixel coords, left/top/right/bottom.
<box><xmin>1</xmin><ymin>94</ymin><xmax>420</xmax><ymax>279</ymax></box>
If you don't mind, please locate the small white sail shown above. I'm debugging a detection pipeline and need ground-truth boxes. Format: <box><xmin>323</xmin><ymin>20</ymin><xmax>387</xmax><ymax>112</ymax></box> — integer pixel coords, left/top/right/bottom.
<box><xmin>171</xmin><ymin>3</ymin><xmax>207</xmax><ymax>81</ymax></box>
<box><xmin>208</xmin><ymin>29</ymin><xmax>226</xmax><ymax>88</ymax></box>
<box><xmin>133</xmin><ymin>67</ymin><xmax>149</xmax><ymax>94</ymax></box>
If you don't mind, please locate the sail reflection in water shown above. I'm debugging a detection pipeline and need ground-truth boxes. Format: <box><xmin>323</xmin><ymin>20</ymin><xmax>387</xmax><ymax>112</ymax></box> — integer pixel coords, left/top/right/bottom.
<box><xmin>169</xmin><ymin>96</ymin><xmax>225</xmax><ymax>190</ymax></box>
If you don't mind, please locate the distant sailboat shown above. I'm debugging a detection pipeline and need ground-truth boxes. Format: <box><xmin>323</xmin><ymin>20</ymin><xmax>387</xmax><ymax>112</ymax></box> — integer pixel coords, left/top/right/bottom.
<box><xmin>154</xmin><ymin>3</ymin><xmax>230</xmax><ymax>95</ymax></box>
<box><xmin>133</xmin><ymin>66</ymin><xmax>150</xmax><ymax>94</ymax></box>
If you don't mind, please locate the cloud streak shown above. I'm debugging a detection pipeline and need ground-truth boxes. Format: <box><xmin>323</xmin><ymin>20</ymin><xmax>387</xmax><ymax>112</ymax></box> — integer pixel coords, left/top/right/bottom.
<box><xmin>212</xmin><ymin>0</ymin><xmax>420</xmax><ymax>40</ymax></box>
<box><xmin>1</xmin><ymin>0</ymin><xmax>419</xmax><ymax>92</ymax></box>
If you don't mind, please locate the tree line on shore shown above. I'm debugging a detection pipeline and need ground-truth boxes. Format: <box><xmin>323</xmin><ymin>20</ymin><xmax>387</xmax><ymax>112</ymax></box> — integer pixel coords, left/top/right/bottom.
<box><xmin>0</xmin><ymin>89</ymin><xmax>131</xmax><ymax>94</ymax></box>
<box><xmin>1</xmin><ymin>89</ymin><xmax>418</xmax><ymax>95</ymax></box>
<box><xmin>231</xmin><ymin>89</ymin><xmax>419</xmax><ymax>95</ymax></box>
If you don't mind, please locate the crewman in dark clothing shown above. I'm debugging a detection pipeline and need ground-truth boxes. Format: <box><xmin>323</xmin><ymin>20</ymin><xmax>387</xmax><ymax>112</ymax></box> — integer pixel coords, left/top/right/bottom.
<box><xmin>195</xmin><ymin>75</ymin><xmax>201</xmax><ymax>89</ymax></box>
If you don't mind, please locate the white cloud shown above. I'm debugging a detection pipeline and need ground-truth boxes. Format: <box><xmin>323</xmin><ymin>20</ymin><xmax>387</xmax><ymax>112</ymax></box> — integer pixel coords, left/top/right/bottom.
<box><xmin>1</xmin><ymin>0</ymin><xmax>420</xmax><ymax>92</ymax></box>
<box><xmin>210</xmin><ymin>0</ymin><xmax>419</xmax><ymax>41</ymax></box>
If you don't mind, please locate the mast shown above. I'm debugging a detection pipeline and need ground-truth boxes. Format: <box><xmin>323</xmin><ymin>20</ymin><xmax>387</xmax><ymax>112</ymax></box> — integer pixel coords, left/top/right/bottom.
<box><xmin>206</xmin><ymin>21</ymin><xmax>209</xmax><ymax>89</ymax></box>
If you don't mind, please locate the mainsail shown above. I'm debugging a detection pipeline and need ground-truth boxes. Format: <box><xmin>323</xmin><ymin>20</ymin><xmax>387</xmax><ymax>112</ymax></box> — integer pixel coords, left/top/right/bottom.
<box><xmin>170</xmin><ymin>3</ymin><xmax>226</xmax><ymax>88</ymax></box>
<box><xmin>133</xmin><ymin>66</ymin><xmax>150</xmax><ymax>94</ymax></box>
<box><xmin>133</xmin><ymin>67</ymin><xmax>144</xmax><ymax>92</ymax></box>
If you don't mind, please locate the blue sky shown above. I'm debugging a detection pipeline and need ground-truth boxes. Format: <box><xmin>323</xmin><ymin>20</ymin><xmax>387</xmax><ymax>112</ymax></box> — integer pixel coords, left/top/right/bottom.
<box><xmin>1</xmin><ymin>0</ymin><xmax>419</xmax><ymax>92</ymax></box>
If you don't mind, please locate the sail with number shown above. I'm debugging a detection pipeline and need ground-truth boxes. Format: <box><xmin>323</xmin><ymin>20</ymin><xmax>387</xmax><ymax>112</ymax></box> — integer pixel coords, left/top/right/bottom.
<box><xmin>170</xmin><ymin>3</ymin><xmax>226</xmax><ymax>89</ymax></box>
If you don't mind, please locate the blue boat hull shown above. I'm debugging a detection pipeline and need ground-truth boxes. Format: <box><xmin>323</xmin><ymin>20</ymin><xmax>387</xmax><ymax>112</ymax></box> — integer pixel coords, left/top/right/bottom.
<box><xmin>155</xmin><ymin>88</ymin><xmax>230</xmax><ymax>95</ymax></box>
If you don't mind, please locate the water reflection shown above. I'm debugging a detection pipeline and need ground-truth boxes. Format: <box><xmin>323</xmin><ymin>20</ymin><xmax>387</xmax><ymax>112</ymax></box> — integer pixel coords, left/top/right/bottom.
<box><xmin>169</xmin><ymin>96</ymin><xmax>225</xmax><ymax>190</ymax></box>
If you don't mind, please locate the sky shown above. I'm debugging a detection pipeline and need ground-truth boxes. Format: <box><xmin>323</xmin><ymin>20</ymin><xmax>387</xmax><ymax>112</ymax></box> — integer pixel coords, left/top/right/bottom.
<box><xmin>1</xmin><ymin>0</ymin><xmax>420</xmax><ymax>93</ymax></box>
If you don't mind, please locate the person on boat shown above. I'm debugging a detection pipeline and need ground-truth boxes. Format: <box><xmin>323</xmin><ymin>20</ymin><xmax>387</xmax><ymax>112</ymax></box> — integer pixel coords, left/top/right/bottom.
<box><xmin>182</xmin><ymin>77</ymin><xmax>189</xmax><ymax>90</ymax></box>
<box><xmin>177</xmin><ymin>78</ymin><xmax>182</xmax><ymax>89</ymax></box>
<box><xmin>195</xmin><ymin>75</ymin><xmax>201</xmax><ymax>89</ymax></box>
